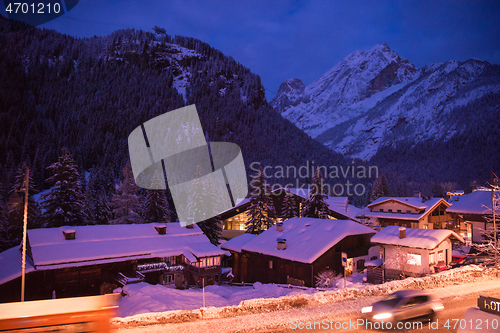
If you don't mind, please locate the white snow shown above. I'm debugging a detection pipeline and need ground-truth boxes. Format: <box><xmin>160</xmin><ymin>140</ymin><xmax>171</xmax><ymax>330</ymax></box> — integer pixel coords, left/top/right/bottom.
<box><xmin>371</xmin><ymin>226</ymin><xmax>464</xmax><ymax>249</ymax></box>
<box><xmin>0</xmin><ymin>246</ymin><xmax>35</xmax><ymax>285</ymax></box>
<box><xmin>281</xmin><ymin>44</ymin><xmax>499</xmax><ymax>160</ymax></box>
<box><xmin>220</xmin><ymin>234</ymin><xmax>256</xmax><ymax>253</ymax></box>
<box><xmin>116</xmin><ymin>281</ymin><xmax>319</xmax><ymax>317</ymax></box>
<box><xmin>27</xmin><ymin>223</ymin><xmax>224</xmax><ymax>269</ymax></box>
<box><xmin>241</xmin><ymin>217</ymin><xmax>375</xmax><ymax>264</ymax></box>
<box><xmin>447</xmin><ymin>189</ymin><xmax>498</xmax><ymax>215</ymax></box>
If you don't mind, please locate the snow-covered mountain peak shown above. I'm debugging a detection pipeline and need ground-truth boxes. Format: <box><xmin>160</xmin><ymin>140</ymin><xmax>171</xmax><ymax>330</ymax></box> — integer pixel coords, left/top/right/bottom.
<box><xmin>278</xmin><ymin>45</ymin><xmax>500</xmax><ymax>160</ymax></box>
<box><xmin>269</xmin><ymin>78</ymin><xmax>305</xmax><ymax>113</ymax></box>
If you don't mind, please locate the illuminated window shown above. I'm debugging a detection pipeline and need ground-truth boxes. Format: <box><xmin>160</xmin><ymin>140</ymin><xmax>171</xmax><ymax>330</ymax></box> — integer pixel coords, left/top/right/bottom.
<box><xmin>407</xmin><ymin>253</ymin><xmax>421</xmax><ymax>266</ymax></box>
<box><xmin>214</xmin><ymin>257</ymin><xmax>220</xmax><ymax>265</ymax></box>
<box><xmin>200</xmin><ymin>258</ymin><xmax>207</xmax><ymax>267</ymax></box>
<box><xmin>207</xmin><ymin>257</ymin><xmax>213</xmax><ymax>267</ymax></box>
<box><xmin>429</xmin><ymin>253</ymin><xmax>435</xmax><ymax>264</ymax></box>
<box><xmin>269</xmin><ymin>260</ymin><xmax>273</xmax><ymax>269</ymax></box>
<box><xmin>438</xmin><ymin>251</ymin><xmax>444</xmax><ymax>262</ymax></box>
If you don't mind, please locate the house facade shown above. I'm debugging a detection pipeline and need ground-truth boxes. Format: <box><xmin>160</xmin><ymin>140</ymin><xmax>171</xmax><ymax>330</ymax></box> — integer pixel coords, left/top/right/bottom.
<box><xmin>222</xmin><ymin>217</ymin><xmax>378</xmax><ymax>287</ymax></box>
<box><xmin>447</xmin><ymin>189</ymin><xmax>498</xmax><ymax>244</ymax></box>
<box><xmin>364</xmin><ymin>195</ymin><xmax>458</xmax><ymax>231</ymax></box>
<box><xmin>0</xmin><ymin>223</ymin><xmax>224</xmax><ymax>302</ymax></box>
<box><xmin>369</xmin><ymin>226</ymin><xmax>464</xmax><ymax>282</ymax></box>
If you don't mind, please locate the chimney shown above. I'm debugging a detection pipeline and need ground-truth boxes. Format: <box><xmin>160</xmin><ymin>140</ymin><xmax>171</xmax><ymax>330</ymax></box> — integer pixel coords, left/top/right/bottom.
<box><xmin>62</xmin><ymin>228</ymin><xmax>76</xmax><ymax>240</ymax></box>
<box><xmin>277</xmin><ymin>237</ymin><xmax>287</xmax><ymax>250</ymax></box>
<box><xmin>154</xmin><ymin>224</ymin><xmax>167</xmax><ymax>235</ymax></box>
<box><xmin>413</xmin><ymin>191</ymin><xmax>421</xmax><ymax>198</ymax></box>
<box><xmin>186</xmin><ymin>217</ymin><xmax>194</xmax><ymax>229</ymax></box>
<box><xmin>276</xmin><ymin>222</ymin><xmax>283</xmax><ymax>232</ymax></box>
<box><xmin>399</xmin><ymin>227</ymin><xmax>406</xmax><ymax>239</ymax></box>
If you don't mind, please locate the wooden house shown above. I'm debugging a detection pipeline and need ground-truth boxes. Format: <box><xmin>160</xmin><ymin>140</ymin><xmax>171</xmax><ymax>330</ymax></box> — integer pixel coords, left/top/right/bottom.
<box><xmin>447</xmin><ymin>189</ymin><xmax>498</xmax><ymax>244</ymax></box>
<box><xmin>363</xmin><ymin>195</ymin><xmax>455</xmax><ymax>230</ymax></box>
<box><xmin>0</xmin><ymin>223</ymin><xmax>224</xmax><ymax>302</ymax></box>
<box><xmin>369</xmin><ymin>226</ymin><xmax>464</xmax><ymax>282</ymax></box>
<box><xmin>222</xmin><ymin>217</ymin><xmax>377</xmax><ymax>287</ymax></box>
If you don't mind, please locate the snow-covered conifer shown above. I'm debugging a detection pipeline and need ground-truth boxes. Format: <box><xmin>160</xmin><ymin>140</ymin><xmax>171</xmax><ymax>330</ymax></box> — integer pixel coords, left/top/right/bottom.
<box><xmin>301</xmin><ymin>168</ymin><xmax>329</xmax><ymax>219</ymax></box>
<box><xmin>144</xmin><ymin>170</ymin><xmax>171</xmax><ymax>223</ymax></box>
<box><xmin>186</xmin><ymin>165</ymin><xmax>222</xmax><ymax>245</ymax></box>
<box><xmin>41</xmin><ymin>148</ymin><xmax>86</xmax><ymax>227</ymax></box>
<box><xmin>281</xmin><ymin>187</ymin><xmax>298</xmax><ymax>221</ymax></box>
<box><xmin>370</xmin><ymin>174</ymin><xmax>389</xmax><ymax>203</ymax></box>
<box><xmin>245</xmin><ymin>167</ymin><xmax>274</xmax><ymax>234</ymax></box>
<box><xmin>110</xmin><ymin>162</ymin><xmax>144</xmax><ymax>224</ymax></box>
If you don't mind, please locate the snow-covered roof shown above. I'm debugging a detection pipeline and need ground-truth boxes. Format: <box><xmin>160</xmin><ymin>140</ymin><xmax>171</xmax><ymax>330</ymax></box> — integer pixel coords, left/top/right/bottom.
<box><xmin>368</xmin><ymin>197</ymin><xmax>447</xmax><ymax>210</ymax></box>
<box><xmin>217</xmin><ymin>198</ymin><xmax>250</xmax><ymax>215</ymax></box>
<box><xmin>370</xmin><ymin>226</ymin><xmax>464</xmax><ymax>250</ymax></box>
<box><xmin>447</xmin><ymin>189</ymin><xmax>497</xmax><ymax>215</ymax></box>
<box><xmin>241</xmin><ymin>217</ymin><xmax>376</xmax><ymax>264</ymax></box>
<box><xmin>365</xmin><ymin>197</ymin><xmax>448</xmax><ymax>220</ymax></box>
<box><xmin>365</xmin><ymin>258</ymin><xmax>383</xmax><ymax>267</ymax></box>
<box><xmin>220</xmin><ymin>234</ymin><xmax>257</xmax><ymax>253</ymax></box>
<box><xmin>27</xmin><ymin>223</ymin><xmax>224</xmax><ymax>269</ymax></box>
<box><xmin>0</xmin><ymin>246</ymin><xmax>35</xmax><ymax>285</ymax></box>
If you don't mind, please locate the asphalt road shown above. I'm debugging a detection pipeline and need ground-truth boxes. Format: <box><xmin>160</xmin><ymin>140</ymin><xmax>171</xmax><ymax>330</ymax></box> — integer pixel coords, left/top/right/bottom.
<box><xmin>270</xmin><ymin>286</ymin><xmax>500</xmax><ymax>333</ymax></box>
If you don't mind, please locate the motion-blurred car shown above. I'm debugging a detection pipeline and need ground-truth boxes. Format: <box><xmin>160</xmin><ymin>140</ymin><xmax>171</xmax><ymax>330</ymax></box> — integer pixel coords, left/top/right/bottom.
<box><xmin>361</xmin><ymin>289</ymin><xmax>444</xmax><ymax>322</ymax></box>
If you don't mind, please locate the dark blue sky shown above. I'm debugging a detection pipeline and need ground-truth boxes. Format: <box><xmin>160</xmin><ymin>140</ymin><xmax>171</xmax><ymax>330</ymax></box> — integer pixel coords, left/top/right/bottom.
<box><xmin>4</xmin><ymin>0</ymin><xmax>499</xmax><ymax>99</ymax></box>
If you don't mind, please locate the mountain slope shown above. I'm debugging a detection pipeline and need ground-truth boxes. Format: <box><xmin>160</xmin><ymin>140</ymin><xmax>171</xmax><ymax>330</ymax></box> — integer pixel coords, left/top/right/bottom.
<box><xmin>0</xmin><ymin>17</ymin><xmax>368</xmax><ymax>202</ymax></box>
<box><xmin>279</xmin><ymin>44</ymin><xmax>500</xmax><ymax>161</ymax></box>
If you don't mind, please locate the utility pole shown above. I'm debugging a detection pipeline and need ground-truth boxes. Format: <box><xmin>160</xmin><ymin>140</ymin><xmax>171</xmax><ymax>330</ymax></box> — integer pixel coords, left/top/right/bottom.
<box><xmin>492</xmin><ymin>171</ymin><xmax>498</xmax><ymax>275</ymax></box>
<box><xmin>20</xmin><ymin>167</ymin><xmax>29</xmax><ymax>302</ymax></box>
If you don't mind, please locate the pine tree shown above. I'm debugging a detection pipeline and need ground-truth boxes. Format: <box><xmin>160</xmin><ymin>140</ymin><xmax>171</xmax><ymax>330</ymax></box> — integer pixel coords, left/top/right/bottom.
<box><xmin>301</xmin><ymin>168</ymin><xmax>329</xmax><ymax>219</ymax></box>
<box><xmin>186</xmin><ymin>165</ymin><xmax>222</xmax><ymax>245</ymax></box>
<box><xmin>110</xmin><ymin>162</ymin><xmax>144</xmax><ymax>224</ymax></box>
<box><xmin>41</xmin><ymin>147</ymin><xmax>86</xmax><ymax>227</ymax></box>
<box><xmin>245</xmin><ymin>167</ymin><xmax>275</xmax><ymax>234</ymax></box>
<box><xmin>281</xmin><ymin>187</ymin><xmax>298</xmax><ymax>221</ymax></box>
<box><xmin>144</xmin><ymin>170</ymin><xmax>171</xmax><ymax>223</ymax></box>
<box><xmin>7</xmin><ymin>163</ymin><xmax>41</xmax><ymax>231</ymax></box>
<box><xmin>370</xmin><ymin>174</ymin><xmax>390</xmax><ymax>202</ymax></box>
<box><xmin>84</xmin><ymin>167</ymin><xmax>114</xmax><ymax>225</ymax></box>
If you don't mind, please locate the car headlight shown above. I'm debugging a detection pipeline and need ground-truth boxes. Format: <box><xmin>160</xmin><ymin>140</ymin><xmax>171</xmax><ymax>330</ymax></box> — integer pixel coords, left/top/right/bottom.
<box><xmin>373</xmin><ymin>313</ymin><xmax>392</xmax><ymax>320</ymax></box>
<box><xmin>362</xmin><ymin>306</ymin><xmax>373</xmax><ymax>313</ymax></box>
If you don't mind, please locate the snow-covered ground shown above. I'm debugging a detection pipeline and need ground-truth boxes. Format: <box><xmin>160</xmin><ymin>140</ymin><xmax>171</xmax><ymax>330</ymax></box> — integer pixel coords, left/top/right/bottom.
<box><xmin>116</xmin><ymin>273</ymin><xmax>366</xmax><ymax>317</ymax></box>
<box><xmin>113</xmin><ymin>265</ymin><xmax>497</xmax><ymax>326</ymax></box>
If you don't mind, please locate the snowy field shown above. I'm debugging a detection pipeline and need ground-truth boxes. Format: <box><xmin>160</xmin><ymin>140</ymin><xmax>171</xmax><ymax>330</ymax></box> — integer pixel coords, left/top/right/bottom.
<box><xmin>116</xmin><ymin>273</ymin><xmax>366</xmax><ymax>317</ymax></box>
<box><xmin>113</xmin><ymin>265</ymin><xmax>499</xmax><ymax>327</ymax></box>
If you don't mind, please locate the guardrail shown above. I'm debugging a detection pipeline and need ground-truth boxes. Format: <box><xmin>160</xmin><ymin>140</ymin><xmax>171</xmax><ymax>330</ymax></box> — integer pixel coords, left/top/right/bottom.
<box><xmin>0</xmin><ymin>293</ymin><xmax>119</xmax><ymax>332</ymax></box>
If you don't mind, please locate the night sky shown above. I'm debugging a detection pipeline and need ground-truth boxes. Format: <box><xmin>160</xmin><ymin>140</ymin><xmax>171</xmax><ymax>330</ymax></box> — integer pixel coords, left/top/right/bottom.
<box><xmin>3</xmin><ymin>0</ymin><xmax>499</xmax><ymax>99</ymax></box>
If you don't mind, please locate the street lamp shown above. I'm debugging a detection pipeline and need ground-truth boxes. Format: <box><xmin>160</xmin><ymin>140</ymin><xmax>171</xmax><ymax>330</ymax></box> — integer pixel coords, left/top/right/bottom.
<box><xmin>8</xmin><ymin>167</ymin><xmax>29</xmax><ymax>302</ymax></box>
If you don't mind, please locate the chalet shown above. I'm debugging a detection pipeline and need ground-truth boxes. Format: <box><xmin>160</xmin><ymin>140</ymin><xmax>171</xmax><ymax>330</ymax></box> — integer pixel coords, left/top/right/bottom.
<box><xmin>217</xmin><ymin>187</ymin><xmax>361</xmax><ymax>239</ymax></box>
<box><xmin>0</xmin><ymin>223</ymin><xmax>224</xmax><ymax>302</ymax></box>
<box><xmin>221</xmin><ymin>217</ymin><xmax>378</xmax><ymax>287</ymax></box>
<box><xmin>363</xmin><ymin>195</ymin><xmax>456</xmax><ymax>231</ymax></box>
<box><xmin>368</xmin><ymin>226</ymin><xmax>464</xmax><ymax>283</ymax></box>
<box><xmin>447</xmin><ymin>189</ymin><xmax>498</xmax><ymax>243</ymax></box>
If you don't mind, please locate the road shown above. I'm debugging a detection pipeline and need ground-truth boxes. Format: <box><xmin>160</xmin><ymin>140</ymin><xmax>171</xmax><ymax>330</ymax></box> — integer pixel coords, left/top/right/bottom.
<box><xmin>117</xmin><ymin>280</ymin><xmax>500</xmax><ymax>333</ymax></box>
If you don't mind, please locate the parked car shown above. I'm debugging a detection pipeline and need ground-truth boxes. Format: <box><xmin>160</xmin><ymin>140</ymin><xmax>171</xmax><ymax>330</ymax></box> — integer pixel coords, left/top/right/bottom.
<box><xmin>433</xmin><ymin>262</ymin><xmax>449</xmax><ymax>272</ymax></box>
<box><xmin>450</xmin><ymin>254</ymin><xmax>467</xmax><ymax>268</ymax></box>
<box><xmin>361</xmin><ymin>289</ymin><xmax>444</xmax><ymax>322</ymax></box>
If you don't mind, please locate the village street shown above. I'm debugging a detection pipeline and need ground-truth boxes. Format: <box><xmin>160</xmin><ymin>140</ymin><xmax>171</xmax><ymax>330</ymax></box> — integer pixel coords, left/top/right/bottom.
<box><xmin>116</xmin><ymin>279</ymin><xmax>500</xmax><ymax>333</ymax></box>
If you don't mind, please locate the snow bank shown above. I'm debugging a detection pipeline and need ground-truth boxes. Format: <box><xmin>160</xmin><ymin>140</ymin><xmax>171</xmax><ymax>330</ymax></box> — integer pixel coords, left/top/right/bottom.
<box><xmin>112</xmin><ymin>266</ymin><xmax>499</xmax><ymax>328</ymax></box>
